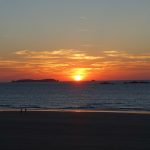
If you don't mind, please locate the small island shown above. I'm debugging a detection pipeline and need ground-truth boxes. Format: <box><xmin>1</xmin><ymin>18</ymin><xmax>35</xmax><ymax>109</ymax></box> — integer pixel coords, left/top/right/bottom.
<box><xmin>123</xmin><ymin>81</ymin><xmax>150</xmax><ymax>84</ymax></box>
<box><xmin>11</xmin><ymin>79</ymin><xmax>59</xmax><ymax>83</ymax></box>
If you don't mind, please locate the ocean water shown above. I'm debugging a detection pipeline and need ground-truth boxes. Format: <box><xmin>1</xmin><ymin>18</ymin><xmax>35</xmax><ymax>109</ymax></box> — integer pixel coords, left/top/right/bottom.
<box><xmin>0</xmin><ymin>81</ymin><xmax>150</xmax><ymax>111</ymax></box>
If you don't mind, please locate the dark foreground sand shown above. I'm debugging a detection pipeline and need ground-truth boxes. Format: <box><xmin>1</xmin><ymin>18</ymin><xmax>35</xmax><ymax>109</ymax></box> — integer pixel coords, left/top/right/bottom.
<box><xmin>0</xmin><ymin>111</ymin><xmax>150</xmax><ymax>150</ymax></box>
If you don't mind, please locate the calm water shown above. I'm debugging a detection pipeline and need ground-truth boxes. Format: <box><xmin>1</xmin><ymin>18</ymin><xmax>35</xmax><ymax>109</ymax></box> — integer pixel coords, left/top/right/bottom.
<box><xmin>0</xmin><ymin>81</ymin><xmax>150</xmax><ymax>111</ymax></box>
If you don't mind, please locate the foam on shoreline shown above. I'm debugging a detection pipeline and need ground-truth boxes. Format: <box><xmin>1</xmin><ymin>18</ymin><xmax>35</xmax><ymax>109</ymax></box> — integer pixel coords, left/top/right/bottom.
<box><xmin>0</xmin><ymin>108</ymin><xmax>150</xmax><ymax>114</ymax></box>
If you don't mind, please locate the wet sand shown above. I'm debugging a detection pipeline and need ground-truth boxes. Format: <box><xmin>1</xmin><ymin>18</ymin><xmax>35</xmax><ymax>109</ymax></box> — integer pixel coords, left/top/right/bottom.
<box><xmin>0</xmin><ymin>111</ymin><xmax>150</xmax><ymax>150</ymax></box>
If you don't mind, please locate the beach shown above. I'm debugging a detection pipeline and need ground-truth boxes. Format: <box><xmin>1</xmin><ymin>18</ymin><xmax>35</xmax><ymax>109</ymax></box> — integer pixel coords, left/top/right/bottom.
<box><xmin>0</xmin><ymin>111</ymin><xmax>150</xmax><ymax>150</ymax></box>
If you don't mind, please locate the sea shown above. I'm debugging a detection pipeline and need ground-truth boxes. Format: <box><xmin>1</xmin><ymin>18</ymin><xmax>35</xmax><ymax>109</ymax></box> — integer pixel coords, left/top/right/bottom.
<box><xmin>0</xmin><ymin>81</ymin><xmax>150</xmax><ymax>111</ymax></box>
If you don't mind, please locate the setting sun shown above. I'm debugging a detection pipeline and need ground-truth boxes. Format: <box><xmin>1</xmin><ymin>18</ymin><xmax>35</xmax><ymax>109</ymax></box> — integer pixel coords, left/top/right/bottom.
<box><xmin>71</xmin><ymin>68</ymin><xmax>88</xmax><ymax>81</ymax></box>
<box><xmin>74</xmin><ymin>75</ymin><xmax>83</xmax><ymax>81</ymax></box>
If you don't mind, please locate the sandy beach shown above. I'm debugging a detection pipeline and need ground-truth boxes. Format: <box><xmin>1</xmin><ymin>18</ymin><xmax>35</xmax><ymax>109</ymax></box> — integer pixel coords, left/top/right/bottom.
<box><xmin>0</xmin><ymin>111</ymin><xmax>150</xmax><ymax>150</ymax></box>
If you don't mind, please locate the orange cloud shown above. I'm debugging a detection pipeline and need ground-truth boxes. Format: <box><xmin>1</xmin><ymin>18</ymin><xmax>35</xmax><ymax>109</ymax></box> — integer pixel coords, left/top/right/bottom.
<box><xmin>15</xmin><ymin>49</ymin><xmax>102</xmax><ymax>60</ymax></box>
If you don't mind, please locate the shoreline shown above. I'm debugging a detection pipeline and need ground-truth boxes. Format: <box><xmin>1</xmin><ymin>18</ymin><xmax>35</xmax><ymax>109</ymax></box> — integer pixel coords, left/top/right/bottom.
<box><xmin>0</xmin><ymin>108</ymin><xmax>150</xmax><ymax>114</ymax></box>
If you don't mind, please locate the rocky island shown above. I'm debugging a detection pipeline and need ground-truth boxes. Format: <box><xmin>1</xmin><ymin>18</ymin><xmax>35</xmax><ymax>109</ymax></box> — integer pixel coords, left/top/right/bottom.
<box><xmin>11</xmin><ymin>79</ymin><xmax>59</xmax><ymax>83</ymax></box>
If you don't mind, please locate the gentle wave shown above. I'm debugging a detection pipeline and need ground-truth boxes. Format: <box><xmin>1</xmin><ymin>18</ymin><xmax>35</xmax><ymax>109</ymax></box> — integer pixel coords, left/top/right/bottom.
<box><xmin>0</xmin><ymin>81</ymin><xmax>150</xmax><ymax>111</ymax></box>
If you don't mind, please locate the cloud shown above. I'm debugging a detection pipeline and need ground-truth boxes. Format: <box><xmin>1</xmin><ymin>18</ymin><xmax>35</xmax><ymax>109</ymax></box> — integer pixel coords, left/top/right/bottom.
<box><xmin>103</xmin><ymin>50</ymin><xmax>150</xmax><ymax>60</ymax></box>
<box><xmin>0</xmin><ymin>49</ymin><xmax>150</xmax><ymax>80</ymax></box>
<box><xmin>103</xmin><ymin>50</ymin><xmax>128</xmax><ymax>57</ymax></box>
<box><xmin>3</xmin><ymin>49</ymin><xmax>150</xmax><ymax>70</ymax></box>
<box><xmin>0</xmin><ymin>60</ymin><xmax>26</xmax><ymax>68</ymax></box>
<box><xmin>15</xmin><ymin>49</ymin><xmax>101</xmax><ymax>60</ymax></box>
<box><xmin>80</xmin><ymin>16</ymin><xmax>88</xmax><ymax>20</ymax></box>
<box><xmin>127</xmin><ymin>54</ymin><xmax>150</xmax><ymax>59</ymax></box>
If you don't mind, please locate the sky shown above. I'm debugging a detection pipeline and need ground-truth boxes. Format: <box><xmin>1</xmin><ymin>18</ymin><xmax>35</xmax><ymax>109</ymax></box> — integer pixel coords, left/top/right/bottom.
<box><xmin>0</xmin><ymin>0</ymin><xmax>150</xmax><ymax>81</ymax></box>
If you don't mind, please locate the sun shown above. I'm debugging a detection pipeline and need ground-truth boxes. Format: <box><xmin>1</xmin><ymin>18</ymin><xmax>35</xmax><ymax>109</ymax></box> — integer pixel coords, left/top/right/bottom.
<box><xmin>71</xmin><ymin>68</ymin><xmax>87</xmax><ymax>81</ymax></box>
<box><xmin>74</xmin><ymin>75</ymin><xmax>83</xmax><ymax>81</ymax></box>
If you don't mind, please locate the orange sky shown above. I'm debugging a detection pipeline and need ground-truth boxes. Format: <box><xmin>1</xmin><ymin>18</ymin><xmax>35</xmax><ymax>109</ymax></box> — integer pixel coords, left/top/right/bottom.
<box><xmin>0</xmin><ymin>49</ymin><xmax>150</xmax><ymax>81</ymax></box>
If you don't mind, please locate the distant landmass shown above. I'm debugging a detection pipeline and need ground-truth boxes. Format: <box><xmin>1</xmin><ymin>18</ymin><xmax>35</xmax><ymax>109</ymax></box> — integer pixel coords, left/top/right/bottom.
<box><xmin>12</xmin><ymin>79</ymin><xmax>59</xmax><ymax>83</ymax></box>
<box><xmin>123</xmin><ymin>81</ymin><xmax>150</xmax><ymax>84</ymax></box>
<box><xmin>98</xmin><ymin>80</ymin><xmax>150</xmax><ymax>85</ymax></box>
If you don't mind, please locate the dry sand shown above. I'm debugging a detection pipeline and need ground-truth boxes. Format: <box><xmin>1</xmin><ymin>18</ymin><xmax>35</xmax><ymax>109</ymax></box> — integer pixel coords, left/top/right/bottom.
<box><xmin>0</xmin><ymin>111</ymin><xmax>150</xmax><ymax>150</ymax></box>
